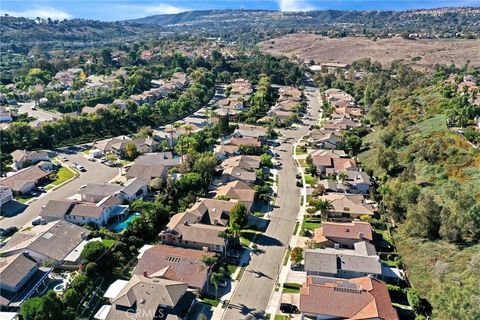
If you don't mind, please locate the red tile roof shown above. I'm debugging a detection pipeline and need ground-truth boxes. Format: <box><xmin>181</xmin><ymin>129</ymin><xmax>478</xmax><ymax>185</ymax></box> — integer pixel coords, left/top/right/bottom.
<box><xmin>314</xmin><ymin>221</ymin><xmax>373</xmax><ymax>243</ymax></box>
<box><xmin>134</xmin><ymin>245</ymin><xmax>214</xmax><ymax>290</ymax></box>
<box><xmin>300</xmin><ymin>276</ymin><xmax>398</xmax><ymax>320</ymax></box>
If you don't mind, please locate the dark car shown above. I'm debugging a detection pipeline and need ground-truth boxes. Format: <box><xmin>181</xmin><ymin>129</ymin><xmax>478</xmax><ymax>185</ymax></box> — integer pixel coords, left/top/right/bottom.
<box><xmin>0</xmin><ymin>227</ymin><xmax>18</xmax><ymax>238</ymax></box>
<box><xmin>280</xmin><ymin>303</ymin><xmax>298</xmax><ymax>314</ymax></box>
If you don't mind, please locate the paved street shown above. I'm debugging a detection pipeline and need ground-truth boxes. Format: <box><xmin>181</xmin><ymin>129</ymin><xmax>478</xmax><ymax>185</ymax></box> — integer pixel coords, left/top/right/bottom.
<box><xmin>222</xmin><ymin>86</ymin><xmax>320</xmax><ymax>319</ymax></box>
<box><xmin>17</xmin><ymin>101</ymin><xmax>61</xmax><ymax>121</ymax></box>
<box><xmin>0</xmin><ymin>153</ymin><xmax>119</xmax><ymax>229</ymax></box>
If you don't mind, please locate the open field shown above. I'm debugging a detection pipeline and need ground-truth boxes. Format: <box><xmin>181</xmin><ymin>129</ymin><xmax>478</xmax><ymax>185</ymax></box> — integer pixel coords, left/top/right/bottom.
<box><xmin>259</xmin><ymin>33</ymin><xmax>480</xmax><ymax>69</ymax></box>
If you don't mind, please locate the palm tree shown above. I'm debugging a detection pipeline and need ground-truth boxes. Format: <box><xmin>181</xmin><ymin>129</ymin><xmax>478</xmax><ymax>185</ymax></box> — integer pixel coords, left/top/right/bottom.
<box><xmin>210</xmin><ymin>267</ymin><xmax>224</xmax><ymax>299</ymax></box>
<box><xmin>337</xmin><ymin>172</ymin><xmax>348</xmax><ymax>193</ymax></box>
<box><xmin>315</xmin><ymin>199</ymin><xmax>333</xmax><ymax>221</ymax></box>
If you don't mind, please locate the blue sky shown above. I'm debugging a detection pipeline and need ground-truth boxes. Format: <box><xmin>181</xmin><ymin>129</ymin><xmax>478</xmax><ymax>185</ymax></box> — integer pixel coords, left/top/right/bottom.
<box><xmin>1</xmin><ymin>0</ymin><xmax>479</xmax><ymax>21</ymax></box>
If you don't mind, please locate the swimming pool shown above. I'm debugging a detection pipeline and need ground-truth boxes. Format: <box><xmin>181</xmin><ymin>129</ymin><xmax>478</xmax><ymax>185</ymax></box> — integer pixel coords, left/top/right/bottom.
<box><xmin>108</xmin><ymin>213</ymin><xmax>140</xmax><ymax>232</ymax></box>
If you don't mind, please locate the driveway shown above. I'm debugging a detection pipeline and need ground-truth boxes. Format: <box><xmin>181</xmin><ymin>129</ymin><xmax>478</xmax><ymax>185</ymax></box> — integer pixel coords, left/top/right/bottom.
<box><xmin>221</xmin><ymin>85</ymin><xmax>320</xmax><ymax>319</ymax></box>
<box><xmin>286</xmin><ymin>270</ymin><xmax>306</xmax><ymax>284</ymax></box>
<box><xmin>0</xmin><ymin>152</ymin><xmax>119</xmax><ymax>229</ymax></box>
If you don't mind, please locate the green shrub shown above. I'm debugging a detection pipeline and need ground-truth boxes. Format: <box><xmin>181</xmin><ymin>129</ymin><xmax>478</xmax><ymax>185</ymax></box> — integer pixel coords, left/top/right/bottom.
<box><xmin>407</xmin><ymin>288</ymin><xmax>421</xmax><ymax>312</ymax></box>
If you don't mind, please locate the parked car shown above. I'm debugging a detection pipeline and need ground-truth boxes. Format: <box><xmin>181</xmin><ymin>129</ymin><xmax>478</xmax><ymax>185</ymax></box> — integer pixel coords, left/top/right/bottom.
<box><xmin>61</xmin><ymin>156</ymin><xmax>68</xmax><ymax>162</ymax></box>
<box><xmin>32</xmin><ymin>217</ymin><xmax>46</xmax><ymax>226</ymax></box>
<box><xmin>105</xmin><ymin>161</ymin><xmax>116</xmax><ymax>167</ymax></box>
<box><xmin>0</xmin><ymin>227</ymin><xmax>18</xmax><ymax>238</ymax></box>
<box><xmin>280</xmin><ymin>303</ymin><xmax>298</xmax><ymax>314</ymax></box>
<box><xmin>295</xmin><ymin>174</ymin><xmax>301</xmax><ymax>179</ymax></box>
<box><xmin>87</xmin><ymin>157</ymin><xmax>95</xmax><ymax>162</ymax></box>
<box><xmin>290</xmin><ymin>263</ymin><xmax>303</xmax><ymax>271</ymax></box>
<box><xmin>76</xmin><ymin>165</ymin><xmax>86</xmax><ymax>172</ymax></box>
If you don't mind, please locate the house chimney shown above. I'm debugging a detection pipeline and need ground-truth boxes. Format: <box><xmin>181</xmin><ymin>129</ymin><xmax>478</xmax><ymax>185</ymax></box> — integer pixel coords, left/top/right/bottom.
<box><xmin>334</xmin><ymin>243</ymin><xmax>340</xmax><ymax>250</ymax></box>
<box><xmin>143</xmin><ymin>270</ymin><xmax>148</xmax><ymax>277</ymax></box>
<box><xmin>359</xmin><ymin>232</ymin><xmax>364</xmax><ymax>239</ymax></box>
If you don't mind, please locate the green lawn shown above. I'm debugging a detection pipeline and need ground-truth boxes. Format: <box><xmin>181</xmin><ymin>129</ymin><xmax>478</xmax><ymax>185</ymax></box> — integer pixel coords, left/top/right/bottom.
<box><xmin>117</xmin><ymin>159</ymin><xmax>133</xmax><ymax>166</ymax></box>
<box><xmin>274</xmin><ymin>315</ymin><xmax>290</xmax><ymax>320</ymax></box>
<box><xmin>51</xmin><ymin>167</ymin><xmax>76</xmax><ymax>186</ymax></box>
<box><xmin>297</xmin><ymin>159</ymin><xmax>307</xmax><ymax>167</ymax></box>
<box><xmin>302</xmin><ymin>217</ymin><xmax>322</xmax><ymax>232</ymax></box>
<box><xmin>235</xmin><ymin>267</ymin><xmax>246</xmax><ymax>281</ymax></box>
<box><xmin>304</xmin><ymin>174</ymin><xmax>316</xmax><ymax>186</ymax></box>
<box><xmin>16</xmin><ymin>195</ymin><xmax>34</xmax><ymax>204</ymax></box>
<box><xmin>226</xmin><ymin>264</ymin><xmax>238</xmax><ymax>275</ymax></box>
<box><xmin>200</xmin><ymin>297</ymin><xmax>219</xmax><ymax>307</ymax></box>
<box><xmin>283</xmin><ymin>247</ymin><xmax>291</xmax><ymax>266</ymax></box>
<box><xmin>102</xmin><ymin>239</ymin><xmax>115</xmax><ymax>248</ymax></box>
<box><xmin>295</xmin><ymin>145</ymin><xmax>307</xmax><ymax>155</ymax></box>
<box><xmin>292</xmin><ymin>221</ymin><xmax>300</xmax><ymax>235</ymax></box>
<box><xmin>240</xmin><ymin>230</ymin><xmax>259</xmax><ymax>247</ymax></box>
<box><xmin>282</xmin><ymin>287</ymin><xmax>300</xmax><ymax>294</ymax></box>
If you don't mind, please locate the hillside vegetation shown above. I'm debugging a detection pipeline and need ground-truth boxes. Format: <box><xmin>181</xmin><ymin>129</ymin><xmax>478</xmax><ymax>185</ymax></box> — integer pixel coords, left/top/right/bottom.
<box><xmin>314</xmin><ymin>60</ymin><xmax>480</xmax><ymax>319</ymax></box>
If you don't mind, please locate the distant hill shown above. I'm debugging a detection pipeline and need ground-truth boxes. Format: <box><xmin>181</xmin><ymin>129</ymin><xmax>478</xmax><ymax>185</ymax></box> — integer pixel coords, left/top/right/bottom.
<box><xmin>2</xmin><ymin>7</ymin><xmax>479</xmax><ymax>49</ymax></box>
<box><xmin>0</xmin><ymin>16</ymin><xmax>160</xmax><ymax>48</ymax></box>
<box><xmin>129</xmin><ymin>8</ymin><xmax>480</xmax><ymax>38</ymax></box>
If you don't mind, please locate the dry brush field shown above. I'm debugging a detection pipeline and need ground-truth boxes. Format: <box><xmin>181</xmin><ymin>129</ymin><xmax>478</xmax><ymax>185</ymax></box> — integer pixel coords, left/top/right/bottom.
<box><xmin>259</xmin><ymin>33</ymin><xmax>480</xmax><ymax>69</ymax></box>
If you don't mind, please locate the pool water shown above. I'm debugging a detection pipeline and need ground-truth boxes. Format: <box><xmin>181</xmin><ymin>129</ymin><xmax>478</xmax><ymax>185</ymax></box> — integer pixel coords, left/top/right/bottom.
<box><xmin>108</xmin><ymin>213</ymin><xmax>140</xmax><ymax>232</ymax></box>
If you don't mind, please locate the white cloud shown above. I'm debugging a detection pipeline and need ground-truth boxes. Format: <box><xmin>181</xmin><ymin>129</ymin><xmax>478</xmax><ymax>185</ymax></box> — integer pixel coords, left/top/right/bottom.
<box><xmin>118</xmin><ymin>3</ymin><xmax>189</xmax><ymax>16</ymax></box>
<box><xmin>278</xmin><ymin>0</ymin><xmax>316</xmax><ymax>11</ymax></box>
<box><xmin>2</xmin><ymin>7</ymin><xmax>72</xmax><ymax>20</ymax></box>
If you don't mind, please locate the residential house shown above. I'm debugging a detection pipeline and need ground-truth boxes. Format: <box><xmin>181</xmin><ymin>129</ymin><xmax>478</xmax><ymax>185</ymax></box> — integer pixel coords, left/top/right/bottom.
<box><xmin>214</xmin><ymin>136</ymin><xmax>263</xmax><ymax>160</ymax></box>
<box><xmin>308</xmin><ymin>130</ymin><xmax>343</xmax><ymax>149</ymax></box>
<box><xmin>126</xmin><ymin>152</ymin><xmax>180</xmax><ymax>182</ymax></box>
<box><xmin>319</xmin><ymin>171</ymin><xmax>372</xmax><ymax>194</ymax></box>
<box><xmin>10</xmin><ymin>150</ymin><xmax>49</xmax><ymax>170</ymax></box>
<box><xmin>212</xmin><ymin>180</ymin><xmax>255</xmax><ymax>212</ymax></box>
<box><xmin>335</xmin><ymin>106</ymin><xmax>363</xmax><ymax>118</ymax></box>
<box><xmin>40</xmin><ymin>195</ymin><xmax>128</xmax><ymax>227</ymax></box>
<box><xmin>93</xmin><ymin>136</ymin><xmax>131</xmax><ymax>158</ymax></box>
<box><xmin>0</xmin><ymin>162</ymin><xmax>53</xmax><ymax>195</ymax></box>
<box><xmin>134</xmin><ymin>244</ymin><xmax>215</xmax><ymax>292</ymax></box>
<box><xmin>312</xmin><ymin>155</ymin><xmax>357</xmax><ymax>175</ymax></box>
<box><xmin>79</xmin><ymin>183</ymin><xmax>124</xmax><ymax>203</ymax></box>
<box><xmin>232</xmin><ymin>124</ymin><xmax>268</xmax><ymax>142</ymax></box>
<box><xmin>0</xmin><ymin>187</ymin><xmax>13</xmax><ymax>205</ymax></box>
<box><xmin>53</xmin><ymin>68</ymin><xmax>82</xmax><ymax>89</ymax></box>
<box><xmin>120</xmin><ymin>178</ymin><xmax>149</xmax><ymax>202</ymax></box>
<box><xmin>79</xmin><ymin>179</ymin><xmax>148</xmax><ymax>204</ymax></box>
<box><xmin>323</xmin><ymin>118</ymin><xmax>361</xmax><ymax>132</ymax></box>
<box><xmin>299</xmin><ymin>275</ymin><xmax>398</xmax><ymax>320</ymax></box>
<box><xmin>319</xmin><ymin>193</ymin><xmax>376</xmax><ymax>219</ymax></box>
<box><xmin>313</xmin><ymin>221</ymin><xmax>373</xmax><ymax>248</ymax></box>
<box><xmin>0</xmin><ymin>220</ymin><xmax>91</xmax><ymax>267</ymax></box>
<box><xmin>0</xmin><ymin>107</ymin><xmax>12</xmax><ymax>123</ymax></box>
<box><xmin>97</xmin><ymin>275</ymin><xmax>188</xmax><ymax>320</ymax></box>
<box><xmin>159</xmin><ymin>198</ymin><xmax>238</xmax><ymax>254</ymax></box>
<box><xmin>219</xmin><ymin>155</ymin><xmax>261</xmax><ymax>185</ymax></box>
<box><xmin>213</xmin><ymin>144</ymin><xmax>241</xmax><ymax>160</ymax></box>
<box><xmin>0</xmin><ymin>253</ymin><xmax>51</xmax><ymax>309</ymax></box>
<box><xmin>304</xmin><ymin>241</ymin><xmax>382</xmax><ymax>278</ymax></box>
